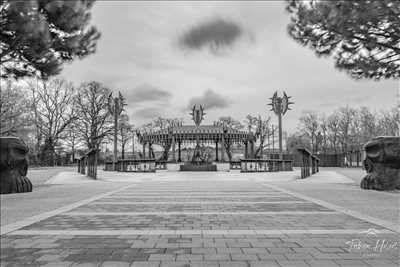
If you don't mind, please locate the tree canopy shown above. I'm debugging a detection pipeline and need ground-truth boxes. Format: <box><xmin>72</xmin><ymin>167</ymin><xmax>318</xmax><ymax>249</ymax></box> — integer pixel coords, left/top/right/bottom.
<box><xmin>286</xmin><ymin>0</ymin><xmax>400</xmax><ymax>79</ymax></box>
<box><xmin>0</xmin><ymin>0</ymin><xmax>100</xmax><ymax>79</ymax></box>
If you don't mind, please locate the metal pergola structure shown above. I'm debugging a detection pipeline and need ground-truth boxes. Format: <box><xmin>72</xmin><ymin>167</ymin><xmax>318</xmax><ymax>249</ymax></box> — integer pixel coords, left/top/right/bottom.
<box><xmin>137</xmin><ymin>124</ymin><xmax>255</xmax><ymax>162</ymax></box>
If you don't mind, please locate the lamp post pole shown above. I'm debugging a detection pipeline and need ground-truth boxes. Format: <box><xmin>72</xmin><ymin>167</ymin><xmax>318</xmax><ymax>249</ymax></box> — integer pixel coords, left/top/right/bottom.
<box><xmin>268</xmin><ymin>91</ymin><xmax>294</xmax><ymax>159</ymax></box>
<box><xmin>108</xmin><ymin>92</ymin><xmax>125</xmax><ymax>170</ymax></box>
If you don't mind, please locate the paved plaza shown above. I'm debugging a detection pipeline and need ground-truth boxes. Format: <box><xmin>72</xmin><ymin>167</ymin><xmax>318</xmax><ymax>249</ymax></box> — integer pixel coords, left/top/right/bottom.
<box><xmin>1</xmin><ymin>170</ymin><xmax>399</xmax><ymax>267</ymax></box>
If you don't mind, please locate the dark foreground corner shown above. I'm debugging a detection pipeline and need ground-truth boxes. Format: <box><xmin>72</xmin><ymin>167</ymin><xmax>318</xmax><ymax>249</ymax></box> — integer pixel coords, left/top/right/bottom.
<box><xmin>361</xmin><ymin>136</ymin><xmax>400</xmax><ymax>191</ymax></box>
<box><xmin>0</xmin><ymin>136</ymin><xmax>32</xmax><ymax>194</ymax></box>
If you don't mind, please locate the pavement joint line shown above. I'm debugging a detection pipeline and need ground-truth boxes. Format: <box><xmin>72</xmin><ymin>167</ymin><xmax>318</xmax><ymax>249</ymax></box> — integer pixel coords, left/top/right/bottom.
<box><xmin>260</xmin><ymin>183</ymin><xmax>400</xmax><ymax>233</ymax></box>
<box><xmin>89</xmin><ymin>201</ymin><xmax>308</xmax><ymax>205</ymax></box>
<box><xmin>7</xmin><ymin>229</ymin><xmax>395</xmax><ymax>236</ymax></box>
<box><xmin>114</xmin><ymin>192</ymin><xmax>279</xmax><ymax>196</ymax></box>
<box><xmin>0</xmin><ymin>184</ymin><xmax>138</xmax><ymax>236</ymax></box>
<box><xmin>118</xmin><ymin>190</ymin><xmax>280</xmax><ymax>192</ymax></box>
<box><xmin>62</xmin><ymin>211</ymin><xmax>342</xmax><ymax>216</ymax></box>
<box><xmin>110</xmin><ymin>195</ymin><xmax>286</xmax><ymax>197</ymax></box>
<box><xmin>102</xmin><ymin>195</ymin><xmax>291</xmax><ymax>199</ymax></box>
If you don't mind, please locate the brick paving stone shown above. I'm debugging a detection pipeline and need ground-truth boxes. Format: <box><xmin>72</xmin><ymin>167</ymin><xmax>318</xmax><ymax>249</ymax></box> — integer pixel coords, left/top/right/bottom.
<box><xmin>230</xmin><ymin>253</ymin><xmax>258</xmax><ymax>261</ymax></box>
<box><xmin>148</xmin><ymin>254</ymin><xmax>176</xmax><ymax>261</ymax></box>
<box><xmin>218</xmin><ymin>261</ymin><xmax>248</xmax><ymax>267</ymax></box>
<box><xmin>257</xmin><ymin>253</ymin><xmax>286</xmax><ymax>260</ymax></box>
<box><xmin>276</xmin><ymin>242</ymin><xmax>301</xmax><ymax>248</ymax></box>
<box><xmin>292</xmin><ymin>247</ymin><xmax>320</xmax><ymax>254</ymax></box>
<box><xmin>36</xmin><ymin>254</ymin><xmax>64</xmax><ymax>261</ymax></box>
<box><xmin>100</xmin><ymin>261</ymin><xmax>131</xmax><ymax>267</ymax></box>
<box><xmin>242</xmin><ymin>248</ymin><xmax>268</xmax><ymax>254</ymax></box>
<box><xmin>41</xmin><ymin>262</ymin><xmax>74</xmax><ymax>267</ymax></box>
<box><xmin>189</xmin><ymin>262</ymin><xmax>219</xmax><ymax>267</ymax></box>
<box><xmin>267</xmin><ymin>248</ymin><xmax>294</xmax><ymax>254</ymax></box>
<box><xmin>306</xmin><ymin>260</ymin><xmax>341</xmax><ymax>267</ymax></box>
<box><xmin>276</xmin><ymin>259</ymin><xmax>310</xmax><ymax>267</ymax></box>
<box><xmin>70</xmin><ymin>262</ymin><xmax>100</xmax><ymax>267</ymax></box>
<box><xmin>131</xmin><ymin>262</ymin><xmax>161</xmax><ymax>267</ymax></box>
<box><xmin>362</xmin><ymin>259</ymin><xmax>399</xmax><ymax>267</ymax></box>
<box><xmin>165</xmin><ymin>248</ymin><xmax>190</xmax><ymax>255</ymax></box>
<box><xmin>284</xmin><ymin>253</ymin><xmax>314</xmax><ymax>260</ymax></box>
<box><xmin>334</xmin><ymin>259</ymin><xmax>372</xmax><ymax>266</ymax></box>
<box><xmin>248</xmin><ymin>261</ymin><xmax>280</xmax><ymax>267</ymax></box>
<box><xmin>176</xmin><ymin>254</ymin><xmax>203</xmax><ymax>261</ymax></box>
<box><xmin>336</xmin><ymin>253</ymin><xmax>368</xmax><ymax>260</ymax></box>
<box><xmin>318</xmin><ymin>247</ymin><xmax>347</xmax><ymax>253</ymax></box>
<box><xmin>216</xmin><ymin>248</ymin><xmax>242</xmax><ymax>254</ymax></box>
<box><xmin>203</xmin><ymin>253</ymin><xmax>230</xmax><ymax>261</ymax></box>
<box><xmin>159</xmin><ymin>261</ymin><xmax>189</xmax><ymax>267</ymax></box>
<box><xmin>226</xmin><ymin>242</ymin><xmax>251</xmax><ymax>248</ymax></box>
<box><xmin>192</xmin><ymin>248</ymin><xmax>216</xmax><ymax>254</ymax></box>
<box><xmin>310</xmin><ymin>252</ymin><xmax>341</xmax><ymax>260</ymax></box>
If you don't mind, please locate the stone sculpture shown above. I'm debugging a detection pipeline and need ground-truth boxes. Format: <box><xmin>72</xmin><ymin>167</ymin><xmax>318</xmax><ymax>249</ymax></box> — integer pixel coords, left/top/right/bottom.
<box><xmin>361</xmin><ymin>136</ymin><xmax>400</xmax><ymax>190</ymax></box>
<box><xmin>0</xmin><ymin>136</ymin><xmax>32</xmax><ymax>194</ymax></box>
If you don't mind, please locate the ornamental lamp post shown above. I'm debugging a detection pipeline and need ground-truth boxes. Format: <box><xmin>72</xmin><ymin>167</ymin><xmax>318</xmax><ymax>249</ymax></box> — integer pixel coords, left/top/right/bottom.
<box><xmin>268</xmin><ymin>91</ymin><xmax>294</xmax><ymax>159</ymax></box>
<box><xmin>108</xmin><ymin>91</ymin><xmax>126</xmax><ymax>170</ymax></box>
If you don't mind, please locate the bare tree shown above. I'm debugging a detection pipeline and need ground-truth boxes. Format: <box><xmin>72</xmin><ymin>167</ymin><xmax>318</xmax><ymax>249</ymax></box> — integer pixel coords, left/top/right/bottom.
<box><xmin>141</xmin><ymin>117</ymin><xmax>183</xmax><ymax>160</ymax></box>
<box><xmin>118</xmin><ymin>114</ymin><xmax>134</xmax><ymax>159</ymax></box>
<box><xmin>63</xmin><ymin>121</ymin><xmax>81</xmax><ymax>163</ymax></box>
<box><xmin>318</xmin><ymin>114</ymin><xmax>329</xmax><ymax>154</ymax></box>
<box><xmin>378</xmin><ymin>108</ymin><xmax>400</xmax><ymax>136</ymax></box>
<box><xmin>243</xmin><ymin>115</ymin><xmax>272</xmax><ymax>158</ymax></box>
<box><xmin>215</xmin><ymin>116</ymin><xmax>244</xmax><ymax>160</ymax></box>
<box><xmin>286</xmin><ymin>132</ymin><xmax>311</xmax><ymax>152</ymax></box>
<box><xmin>75</xmin><ymin>81</ymin><xmax>112</xmax><ymax>151</ymax></box>
<box><xmin>337</xmin><ymin>106</ymin><xmax>356</xmax><ymax>154</ymax></box>
<box><xmin>29</xmin><ymin>78</ymin><xmax>76</xmax><ymax>166</ymax></box>
<box><xmin>0</xmin><ymin>80</ymin><xmax>31</xmax><ymax>136</ymax></box>
<box><xmin>298</xmin><ymin>111</ymin><xmax>319</xmax><ymax>153</ymax></box>
<box><xmin>326</xmin><ymin>112</ymin><xmax>341</xmax><ymax>153</ymax></box>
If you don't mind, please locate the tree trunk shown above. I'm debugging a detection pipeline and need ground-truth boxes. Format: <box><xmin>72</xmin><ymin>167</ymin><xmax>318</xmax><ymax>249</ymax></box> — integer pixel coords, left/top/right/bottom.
<box><xmin>225</xmin><ymin>142</ymin><xmax>232</xmax><ymax>161</ymax></box>
<box><xmin>160</xmin><ymin>143</ymin><xmax>171</xmax><ymax>161</ymax></box>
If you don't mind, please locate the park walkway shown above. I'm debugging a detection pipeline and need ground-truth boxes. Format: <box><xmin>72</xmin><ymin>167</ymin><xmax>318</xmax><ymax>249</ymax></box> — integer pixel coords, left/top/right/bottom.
<box><xmin>1</xmin><ymin>172</ymin><xmax>399</xmax><ymax>267</ymax></box>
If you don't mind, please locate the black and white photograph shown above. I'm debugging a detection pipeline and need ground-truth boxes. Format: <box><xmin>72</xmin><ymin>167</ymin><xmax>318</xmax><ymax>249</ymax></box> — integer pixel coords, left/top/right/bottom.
<box><xmin>1</xmin><ymin>1</ymin><xmax>399</xmax><ymax>266</ymax></box>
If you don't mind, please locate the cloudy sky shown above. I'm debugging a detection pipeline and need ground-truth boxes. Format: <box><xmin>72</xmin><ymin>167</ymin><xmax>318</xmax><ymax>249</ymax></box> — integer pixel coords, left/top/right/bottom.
<box><xmin>60</xmin><ymin>1</ymin><xmax>398</xmax><ymax>133</ymax></box>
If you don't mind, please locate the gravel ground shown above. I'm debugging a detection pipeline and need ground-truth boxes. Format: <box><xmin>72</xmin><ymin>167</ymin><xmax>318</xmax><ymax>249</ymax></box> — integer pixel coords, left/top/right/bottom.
<box><xmin>273</xmin><ymin>169</ymin><xmax>399</xmax><ymax>225</ymax></box>
<box><xmin>321</xmin><ymin>167</ymin><xmax>365</xmax><ymax>184</ymax></box>
<box><xmin>27</xmin><ymin>166</ymin><xmax>76</xmax><ymax>186</ymax></box>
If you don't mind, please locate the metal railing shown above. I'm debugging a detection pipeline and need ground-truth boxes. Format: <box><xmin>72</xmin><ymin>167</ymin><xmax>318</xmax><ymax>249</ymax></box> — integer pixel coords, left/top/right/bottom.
<box><xmin>116</xmin><ymin>159</ymin><xmax>156</xmax><ymax>172</ymax></box>
<box><xmin>240</xmin><ymin>159</ymin><xmax>293</xmax><ymax>172</ymax></box>
<box><xmin>297</xmin><ymin>147</ymin><xmax>319</xmax><ymax>178</ymax></box>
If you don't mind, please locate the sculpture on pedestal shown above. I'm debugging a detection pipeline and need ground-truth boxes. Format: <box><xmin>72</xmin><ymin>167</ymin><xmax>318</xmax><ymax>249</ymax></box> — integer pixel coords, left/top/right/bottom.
<box><xmin>361</xmin><ymin>136</ymin><xmax>400</xmax><ymax>190</ymax></box>
<box><xmin>0</xmin><ymin>137</ymin><xmax>32</xmax><ymax>194</ymax></box>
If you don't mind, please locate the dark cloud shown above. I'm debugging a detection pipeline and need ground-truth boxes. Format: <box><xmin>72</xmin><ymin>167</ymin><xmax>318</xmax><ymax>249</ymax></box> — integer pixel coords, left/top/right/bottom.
<box><xmin>180</xmin><ymin>18</ymin><xmax>243</xmax><ymax>53</ymax></box>
<box><xmin>187</xmin><ymin>89</ymin><xmax>230</xmax><ymax>110</ymax></box>
<box><xmin>126</xmin><ymin>83</ymin><xmax>171</xmax><ymax>103</ymax></box>
<box><xmin>132</xmin><ymin>107</ymin><xmax>162</xmax><ymax>120</ymax></box>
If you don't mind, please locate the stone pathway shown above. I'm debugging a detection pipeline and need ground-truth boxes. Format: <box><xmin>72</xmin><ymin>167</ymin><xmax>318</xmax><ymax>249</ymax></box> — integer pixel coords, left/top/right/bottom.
<box><xmin>1</xmin><ymin>177</ymin><xmax>399</xmax><ymax>267</ymax></box>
